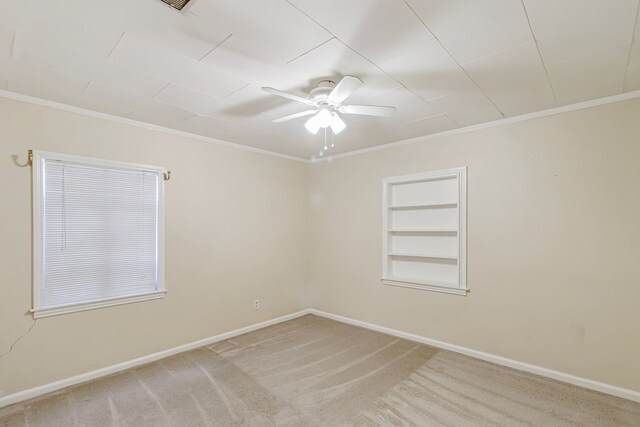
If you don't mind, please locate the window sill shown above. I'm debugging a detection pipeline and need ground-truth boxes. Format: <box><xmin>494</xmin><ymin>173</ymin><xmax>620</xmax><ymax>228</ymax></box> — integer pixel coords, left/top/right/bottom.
<box><xmin>31</xmin><ymin>290</ymin><xmax>166</xmax><ymax>319</ymax></box>
<box><xmin>381</xmin><ymin>277</ymin><xmax>469</xmax><ymax>296</ymax></box>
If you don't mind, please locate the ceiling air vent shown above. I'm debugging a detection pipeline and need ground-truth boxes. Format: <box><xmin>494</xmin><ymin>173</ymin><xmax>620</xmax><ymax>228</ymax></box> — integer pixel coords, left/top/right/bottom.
<box><xmin>158</xmin><ymin>0</ymin><xmax>193</xmax><ymax>11</ymax></box>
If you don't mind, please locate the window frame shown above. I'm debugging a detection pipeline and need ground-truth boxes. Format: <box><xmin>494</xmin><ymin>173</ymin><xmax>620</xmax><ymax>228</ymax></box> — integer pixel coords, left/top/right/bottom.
<box><xmin>31</xmin><ymin>150</ymin><xmax>166</xmax><ymax>318</ymax></box>
<box><xmin>381</xmin><ymin>167</ymin><xmax>468</xmax><ymax>296</ymax></box>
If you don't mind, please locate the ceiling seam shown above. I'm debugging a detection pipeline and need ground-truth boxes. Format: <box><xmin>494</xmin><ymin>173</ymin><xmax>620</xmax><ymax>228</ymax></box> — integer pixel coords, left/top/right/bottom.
<box><xmin>286</xmin><ymin>36</ymin><xmax>335</xmax><ymax>64</ymax></box>
<box><xmin>402</xmin><ymin>0</ymin><xmax>506</xmax><ymax>118</ymax></box>
<box><xmin>622</xmin><ymin>0</ymin><xmax>640</xmax><ymax>90</ymax></box>
<box><xmin>79</xmin><ymin>81</ymin><xmax>91</xmax><ymax>98</ymax></box>
<box><xmin>461</xmin><ymin>40</ymin><xmax>533</xmax><ymax>67</ymax></box>
<box><xmin>285</xmin><ymin>0</ymin><xmax>460</xmax><ymax>126</ymax></box>
<box><xmin>9</xmin><ymin>29</ymin><xmax>16</xmax><ymax>58</ymax></box>
<box><xmin>222</xmin><ymin>83</ymin><xmax>250</xmax><ymax>99</ymax></box>
<box><xmin>151</xmin><ymin>82</ymin><xmax>172</xmax><ymax>99</ymax></box>
<box><xmin>106</xmin><ymin>31</ymin><xmax>126</xmax><ymax>61</ymax></box>
<box><xmin>197</xmin><ymin>33</ymin><xmax>233</xmax><ymax>62</ymax></box>
<box><xmin>520</xmin><ymin>0</ymin><xmax>559</xmax><ymax>107</ymax></box>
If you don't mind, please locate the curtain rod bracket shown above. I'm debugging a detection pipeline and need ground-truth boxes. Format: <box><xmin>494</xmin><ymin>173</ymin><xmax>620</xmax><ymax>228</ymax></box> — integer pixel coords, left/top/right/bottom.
<box><xmin>163</xmin><ymin>170</ymin><xmax>171</xmax><ymax>181</ymax></box>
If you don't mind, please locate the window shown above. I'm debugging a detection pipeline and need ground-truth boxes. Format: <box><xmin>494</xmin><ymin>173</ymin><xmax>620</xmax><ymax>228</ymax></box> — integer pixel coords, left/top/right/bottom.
<box><xmin>382</xmin><ymin>167</ymin><xmax>467</xmax><ymax>295</ymax></box>
<box><xmin>32</xmin><ymin>151</ymin><xmax>166</xmax><ymax>318</ymax></box>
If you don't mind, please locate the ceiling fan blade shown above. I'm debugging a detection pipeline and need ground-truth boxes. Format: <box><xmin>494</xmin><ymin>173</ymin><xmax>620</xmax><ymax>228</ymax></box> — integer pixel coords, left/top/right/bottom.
<box><xmin>261</xmin><ymin>87</ymin><xmax>313</xmax><ymax>105</ymax></box>
<box><xmin>272</xmin><ymin>110</ymin><xmax>317</xmax><ymax>123</ymax></box>
<box><xmin>341</xmin><ymin>104</ymin><xmax>396</xmax><ymax>117</ymax></box>
<box><xmin>328</xmin><ymin>76</ymin><xmax>363</xmax><ymax>103</ymax></box>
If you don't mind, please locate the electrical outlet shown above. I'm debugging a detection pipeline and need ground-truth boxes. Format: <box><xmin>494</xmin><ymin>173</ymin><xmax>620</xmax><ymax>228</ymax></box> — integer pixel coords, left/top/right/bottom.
<box><xmin>253</xmin><ymin>299</ymin><xmax>260</xmax><ymax>310</ymax></box>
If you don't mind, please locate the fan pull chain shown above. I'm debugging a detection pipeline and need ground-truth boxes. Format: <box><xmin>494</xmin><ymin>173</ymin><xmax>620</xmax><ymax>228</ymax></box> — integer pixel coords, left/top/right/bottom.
<box><xmin>323</xmin><ymin>128</ymin><xmax>328</xmax><ymax>151</ymax></box>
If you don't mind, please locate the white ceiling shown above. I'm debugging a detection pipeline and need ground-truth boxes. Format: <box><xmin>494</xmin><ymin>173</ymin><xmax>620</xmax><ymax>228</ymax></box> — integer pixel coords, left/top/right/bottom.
<box><xmin>1</xmin><ymin>0</ymin><xmax>639</xmax><ymax>159</ymax></box>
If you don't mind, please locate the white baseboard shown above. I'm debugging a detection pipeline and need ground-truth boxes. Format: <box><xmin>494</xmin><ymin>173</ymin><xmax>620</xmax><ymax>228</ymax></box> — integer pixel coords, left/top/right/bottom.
<box><xmin>3</xmin><ymin>307</ymin><xmax>638</xmax><ymax>408</ymax></box>
<box><xmin>309</xmin><ymin>309</ymin><xmax>640</xmax><ymax>403</ymax></box>
<box><xmin>0</xmin><ymin>309</ymin><xmax>311</xmax><ymax>408</ymax></box>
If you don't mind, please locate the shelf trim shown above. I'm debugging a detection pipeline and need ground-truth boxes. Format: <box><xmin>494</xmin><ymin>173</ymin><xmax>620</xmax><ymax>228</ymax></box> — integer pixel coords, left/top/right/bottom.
<box><xmin>388</xmin><ymin>252</ymin><xmax>458</xmax><ymax>260</ymax></box>
<box><xmin>388</xmin><ymin>229</ymin><xmax>458</xmax><ymax>233</ymax></box>
<box><xmin>388</xmin><ymin>202</ymin><xmax>457</xmax><ymax>210</ymax></box>
<box><xmin>381</xmin><ymin>277</ymin><xmax>469</xmax><ymax>296</ymax></box>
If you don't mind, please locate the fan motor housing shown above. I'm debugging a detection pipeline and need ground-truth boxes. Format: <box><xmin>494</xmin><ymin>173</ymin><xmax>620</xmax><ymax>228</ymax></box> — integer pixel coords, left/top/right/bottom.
<box><xmin>309</xmin><ymin>80</ymin><xmax>337</xmax><ymax>105</ymax></box>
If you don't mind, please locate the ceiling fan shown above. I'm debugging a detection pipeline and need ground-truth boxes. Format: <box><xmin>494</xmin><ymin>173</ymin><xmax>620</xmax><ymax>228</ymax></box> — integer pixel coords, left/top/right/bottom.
<box><xmin>261</xmin><ymin>76</ymin><xmax>396</xmax><ymax>135</ymax></box>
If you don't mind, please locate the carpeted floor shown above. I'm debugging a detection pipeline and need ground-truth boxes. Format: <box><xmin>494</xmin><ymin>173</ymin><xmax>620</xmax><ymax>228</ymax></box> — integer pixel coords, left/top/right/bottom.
<box><xmin>1</xmin><ymin>314</ymin><xmax>639</xmax><ymax>426</ymax></box>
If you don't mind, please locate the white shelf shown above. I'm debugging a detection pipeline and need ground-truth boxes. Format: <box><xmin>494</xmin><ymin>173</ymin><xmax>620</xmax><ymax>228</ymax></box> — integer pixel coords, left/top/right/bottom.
<box><xmin>388</xmin><ymin>202</ymin><xmax>457</xmax><ymax>210</ymax></box>
<box><xmin>383</xmin><ymin>167</ymin><xmax>467</xmax><ymax>295</ymax></box>
<box><xmin>388</xmin><ymin>252</ymin><xmax>458</xmax><ymax>260</ymax></box>
<box><xmin>381</xmin><ymin>277</ymin><xmax>469</xmax><ymax>296</ymax></box>
<box><xmin>388</xmin><ymin>229</ymin><xmax>458</xmax><ymax>233</ymax></box>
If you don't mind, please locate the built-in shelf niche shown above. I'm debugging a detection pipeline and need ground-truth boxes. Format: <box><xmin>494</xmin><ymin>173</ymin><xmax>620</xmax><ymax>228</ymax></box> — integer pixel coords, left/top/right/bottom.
<box><xmin>382</xmin><ymin>168</ymin><xmax>467</xmax><ymax>295</ymax></box>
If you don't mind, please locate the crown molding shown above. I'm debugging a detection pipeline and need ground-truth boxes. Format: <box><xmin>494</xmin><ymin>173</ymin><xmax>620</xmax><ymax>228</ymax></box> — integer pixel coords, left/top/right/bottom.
<box><xmin>0</xmin><ymin>89</ymin><xmax>309</xmax><ymax>164</ymax></box>
<box><xmin>3</xmin><ymin>88</ymin><xmax>640</xmax><ymax>165</ymax></box>
<box><xmin>315</xmin><ymin>89</ymin><xmax>640</xmax><ymax>162</ymax></box>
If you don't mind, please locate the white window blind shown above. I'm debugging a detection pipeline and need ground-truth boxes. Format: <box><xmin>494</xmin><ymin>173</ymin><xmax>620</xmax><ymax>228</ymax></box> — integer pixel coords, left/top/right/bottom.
<box><xmin>33</xmin><ymin>151</ymin><xmax>165</xmax><ymax>318</ymax></box>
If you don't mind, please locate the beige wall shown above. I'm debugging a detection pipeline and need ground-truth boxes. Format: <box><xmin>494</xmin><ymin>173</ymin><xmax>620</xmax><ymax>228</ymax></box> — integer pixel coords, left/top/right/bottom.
<box><xmin>2</xmin><ymin>94</ymin><xmax>640</xmax><ymax>399</ymax></box>
<box><xmin>0</xmin><ymin>97</ymin><xmax>309</xmax><ymax>397</ymax></box>
<box><xmin>308</xmin><ymin>98</ymin><xmax>640</xmax><ymax>392</ymax></box>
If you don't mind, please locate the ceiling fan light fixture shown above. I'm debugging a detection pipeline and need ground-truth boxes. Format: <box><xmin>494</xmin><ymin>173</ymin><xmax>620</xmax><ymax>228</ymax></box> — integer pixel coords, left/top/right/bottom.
<box><xmin>264</xmin><ymin>76</ymin><xmax>396</xmax><ymax>141</ymax></box>
<box><xmin>315</xmin><ymin>108</ymin><xmax>333</xmax><ymax>128</ymax></box>
<box><xmin>330</xmin><ymin>112</ymin><xmax>346</xmax><ymax>135</ymax></box>
<box><xmin>305</xmin><ymin>108</ymin><xmax>333</xmax><ymax>134</ymax></box>
<box><xmin>304</xmin><ymin>115</ymin><xmax>321</xmax><ymax>134</ymax></box>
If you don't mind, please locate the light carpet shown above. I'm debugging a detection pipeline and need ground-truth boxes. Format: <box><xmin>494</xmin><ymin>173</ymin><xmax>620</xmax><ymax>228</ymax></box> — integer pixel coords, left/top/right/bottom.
<box><xmin>1</xmin><ymin>314</ymin><xmax>638</xmax><ymax>426</ymax></box>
